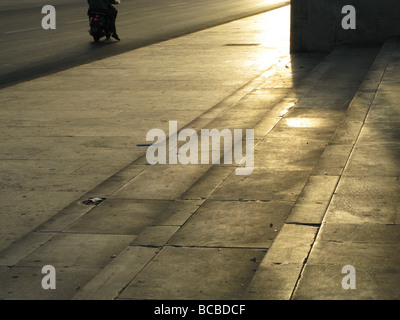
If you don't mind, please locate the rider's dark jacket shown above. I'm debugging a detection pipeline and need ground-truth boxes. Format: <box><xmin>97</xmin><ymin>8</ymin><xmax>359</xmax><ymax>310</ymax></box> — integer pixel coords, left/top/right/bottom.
<box><xmin>87</xmin><ymin>0</ymin><xmax>117</xmax><ymax>13</ymax></box>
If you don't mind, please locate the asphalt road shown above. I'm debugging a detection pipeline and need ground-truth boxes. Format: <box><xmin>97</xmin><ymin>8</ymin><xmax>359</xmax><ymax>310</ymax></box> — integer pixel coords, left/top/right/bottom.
<box><xmin>0</xmin><ymin>0</ymin><xmax>289</xmax><ymax>89</ymax></box>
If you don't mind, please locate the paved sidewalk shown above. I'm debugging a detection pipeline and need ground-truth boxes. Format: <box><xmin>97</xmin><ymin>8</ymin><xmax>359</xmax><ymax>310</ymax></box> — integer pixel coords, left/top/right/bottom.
<box><xmin>291</xmin><ymin>39</ymin><xmax>400</xmax><ymax>300</ymax></box>
<box><xmin>246</xmin><ymin>39</ymin><xmax>400</xmax><ymax>300</ymax></box>
<box><xmin>1</xmin><ymin>5</ymin><xmax>295</xmax><ymax>299</ymax></box>
<box><xmin>0</xmin><ymin>5</ymin><xmax>399</xmax><ymax>300</ymax></box>
<box><xmin>0</xmin><ymin>6</ymin><xmax>291</xmax><ymax>253</ymax></box>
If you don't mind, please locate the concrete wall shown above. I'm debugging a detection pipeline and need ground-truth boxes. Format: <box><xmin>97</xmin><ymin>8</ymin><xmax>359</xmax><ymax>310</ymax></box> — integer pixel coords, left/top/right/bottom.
<box><xmin>291</xmin><ymin>0</ymin><xmax>400</xmax><ymax>52</ymax></box>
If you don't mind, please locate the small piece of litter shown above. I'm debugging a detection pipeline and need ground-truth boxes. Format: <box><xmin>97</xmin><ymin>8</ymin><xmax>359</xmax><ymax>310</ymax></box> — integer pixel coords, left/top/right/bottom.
<box><xmin>82</xmin><ymin>197</ymin><xmax>106</xmax><ymax>205</ymax></box>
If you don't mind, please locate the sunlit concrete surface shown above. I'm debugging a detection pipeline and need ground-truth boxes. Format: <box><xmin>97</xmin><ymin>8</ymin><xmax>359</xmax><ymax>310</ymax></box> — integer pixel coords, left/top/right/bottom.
<box><xmin>246</xmin><ymin>40</ymin><xmax>400</xmax><ymax>300</ymax></box>
<box><xmin>0</xmin><ymin>0</ymin><xmax>290</xmax><ymax>88</ymax></box>
<box><xmin>0</xmin><ymin>6</ymin><xmax>295</xmax><ymax>299</ymax></box>
<box><xmin>0</xmin><ymin>3</ymin><xmax>399</xmax><ymax>300</ymax></box>
<box><xmin>0</xmin><ymin>6</ymin><xmax>291</xmax><ymax>254</ymax></box>
<box><xmin>290</xmin><ymin>40</ymin><xmax>400</xmax><ymax>300</ymax></box>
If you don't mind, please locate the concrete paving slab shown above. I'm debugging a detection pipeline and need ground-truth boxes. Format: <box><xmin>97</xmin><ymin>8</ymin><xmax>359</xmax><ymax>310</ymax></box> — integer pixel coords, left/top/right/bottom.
<box><xmin>282</xmin><ymin>175</ymin><xmax>338</xmax><ymax>225</ymax></box>
<box><xmin>260</xmin><ymin>224</ymin><xmax>318</xmax><ymax>264</ymax></box>
<box><xmin>235</xmin><ymin>87</ymin><xmax>291</xmax><ymax>102</ymax></box>
<box><xmin>0</xmin><ymin>137</ymin><xmax>50</xmax><ymax>160</ymax></box>
<box><xmin>33</xmin><ymin>167</ymin><xmax>147</xmax><ymax>234</ymax></box>
<box><xmin>29</xmin><ymin>137</ymin><xmax>144</xmax><ymax>162</ymax></box>
<box><xmin>0</xmin><ymin>159</ymin><xmax>89</xmax><ymax>176</ymax></box>
<box><xmin>82</xmin><ymin>165</ymin><xmax>148</xmax><ymax>198</ymax></box>
<box><xmin>113</xmin><ymin>165</ymin><xmax>211</xmax><ymax>200</ymax></box>
<box><xmin>33</xmin><ymin>202</ymin><xmax>97</xmax><ymax>234</ymax></box>
<box><xmin>265</xmin><ymin>124</ymin><xmax>336</xmax><ymax>142</ymax></box>
<box><xmin>117</xmin><ymin>246</ymin><xmax>266</xmax><ymax>300</ymax></box>
<box><xmin>202</xmin><ymin>117</ymin><xmax>261</xmax><ymax>132</ymax></box>
<box><xmin>179</xmin><ymin>166</ymin><xmax>235</xmax><ymax>200</ymax></box>
<box><xmin>150</xmin><ymin>200</ymin><xmax>203</xmax><ymax>227</ymax></box>
<box><xmin>357</xmin><ymin>121</ymin><xmax>400</xmax><ymax>144</ymax></box>
<box><xmin>323</xmin><ymin>194</ymin><xmax>399</xmax><ymax>225</ymax></box>
<box><xmin>287</xmin><ymin>107</ymin><xmax>345</xmax><ymax>120</ymax></box>
<box><xmin>16</xmin><ymin>233</ymin><xmax>134</xmax><ymax>268</ymax></box>
<box><xmin>296</xmin><ymin>175</ymin><xmax>339</xmax><ymax>202</ymax></box>
<box><xmin>281</xmin><ymin>117</ymin><xmax>341</xmax><ymax>134</ymax></box>
<box><xmin>254</xmin><ymin>138</ymin><xmax>328</xmax><ymax>170</ymax></box>
<box><xmin>380</xmin><ymin>71</ymin><xmax>400</xmax><ymax>83</ymax></box>
<box><xmin>334</xmin><ymin>176</ymin><xmax>400</xmax><ymax>197</ymax></box>
<box><xmin>318</xmin><ymin>223</ymin><xmax>400</xmax><ymax>243</ymax></box>
<box><xmin>131</xmin><ymin>226</ymin><xmax>180</xmax><ymax>247</ymax></box>
<box><xmin>0</xmin><ymin>266</ymin><xmax>101</xmax><ymax>300</ymax></box>
<box><xmin>0</xmin><ymin>191</ymin><xmax>82</xmax><ymax>251</ymax></box>
<box><xmin>0</xmin><ymin>232</ymin><xmax>56</xmax><ymax>267</ymax></box>
<box><xmin>358</xmin><ymin>79</ymin><xmax>383</xmax><ymax>91</ymax></box>
<box><xmin>367</xmin><ymin>89</ymin><xmax>400</xmax><ymax>110</ymax></box>
<box><xmin>302</xmin><ymin>86</ymin><xmax>360</xmax><ymax>101</ymax></box>
<box><xmin>285</xmin><ymin>201</ymin><xmax>330</xmax><ymax>225</ymax></box>
<box><xmin>344</xmin><ymin>90</ymin><xmax>376</xmax><ymax>121</ymax></box>
<box><xmin>253</xmin><ymin>116</ymin><xmax>282</xmax><ymax>138</ymax></box>
<box><xmin>168</xmin><ymin>200</ymin><xmax>293</xmax><ymax>248</ymax></box>
<box><xmin>329</xmin><ymin>120</ymin><xmax>364</xmax><ymax>145</ymax></box>
<box><xmin>0</xmin><ymin>169</ymin><xmax>102</xmax><ymax>193</ymax></box>
<box><xmin>344</xmin><ymin>144</ymin><xmax>400</xmax><ymax>177</ymax></box>
<box><xmin>293</xmin><ymin>238</ymin><xmax>400</xmax><ymax>300</ymax></box>
<box><xmin>367</xmin><ymin>105</ymin><xmax>400</xmax><ymax>122</ymax></box>
<box><xmin>70</xmin><ymin>161</ymin><xmax>128</xmax><ymax>176</ymax></box>
<box><xmin>209</xmin><ymin>168</ymin><xmax>312</xmax><ymax>201</ymax></box>
<box><xmin>361</xmin><ymin>69</ymin><xmax>385</xmax><ymax>84</ymax></box>
<box><xmin>73</xmin><ymin>246</ymin><xmax>160</xmax><ymax>300</ymax></box>
<box><xmin>294</xmin><ymin>98</ymin><xmax>352</xmax><ymax>110</ymax></box>
<box><xmin>259</xmin><ymin>69</ymin><xmax>317</xmax><ymax>90</ymax></box>
<box><xmin>0</xmin><ymin>266</ymin><xmax>9</xmax><ymax>275</ymax></box>
<box><xmin>206</xmin><ymin>109</ymin><xmax>268</xmax><ymax>125</ymax></box>
<box><xmin>312</xmin><ymin>143</ymin><xmax>354</xmax><ymax>176</ymax></box>
<box><xmin>252</xmin><ymin>97</ymin><xmax>297</xmax><ymax>118</ymax></box>
<box><xmin>244</xmin><ymin>224</ymin><xmax>318</xmax><ymax>300</ymax></box>
<box><xmin>244</xmin><ymin>263</ymin><xmax>303</xmax><ymax>300</ymax></box>
<box><xmin>65</xmin><ymin>199</ymin><xmax>176</xmax><ymax>235</ymax></box>
<box><xmin>293</xmin><ymin>263</ymin><xmax>400</xmax><ymax>300</ymax></box>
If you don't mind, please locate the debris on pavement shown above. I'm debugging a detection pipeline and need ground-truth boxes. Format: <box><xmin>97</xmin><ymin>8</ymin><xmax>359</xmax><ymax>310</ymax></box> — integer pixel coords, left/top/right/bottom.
<box><xmin>82</xmin><ymin>197</ymin><xmax>106</xmax><ymax>205</ymax></box>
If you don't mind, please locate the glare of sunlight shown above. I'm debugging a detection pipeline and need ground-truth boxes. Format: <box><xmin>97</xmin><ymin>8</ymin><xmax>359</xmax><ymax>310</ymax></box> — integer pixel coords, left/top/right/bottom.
<box><xmin>244</xmin><ymin>5</ymin><xmax>291</xmax><ymax>69</ymax></box>
<box><xmin>285</xmin><ymin>118</ymin><xmax>317</xmax><ymax>128</ymax></box>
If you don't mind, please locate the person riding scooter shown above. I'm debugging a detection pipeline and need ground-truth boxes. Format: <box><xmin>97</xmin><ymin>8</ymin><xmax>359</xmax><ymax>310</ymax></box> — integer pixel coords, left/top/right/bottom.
<box><xmin>87</xmin><ymin>0</ymin><xmax>120</xmax><ymax>41</ymax></box>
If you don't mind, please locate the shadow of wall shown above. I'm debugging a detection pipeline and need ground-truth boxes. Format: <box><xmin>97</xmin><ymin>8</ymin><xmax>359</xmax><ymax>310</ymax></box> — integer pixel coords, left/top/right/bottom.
<box><xmin>291</xmin><ymin>0</ymin><xmax>400</xmax><ymax>52</ymax></box>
